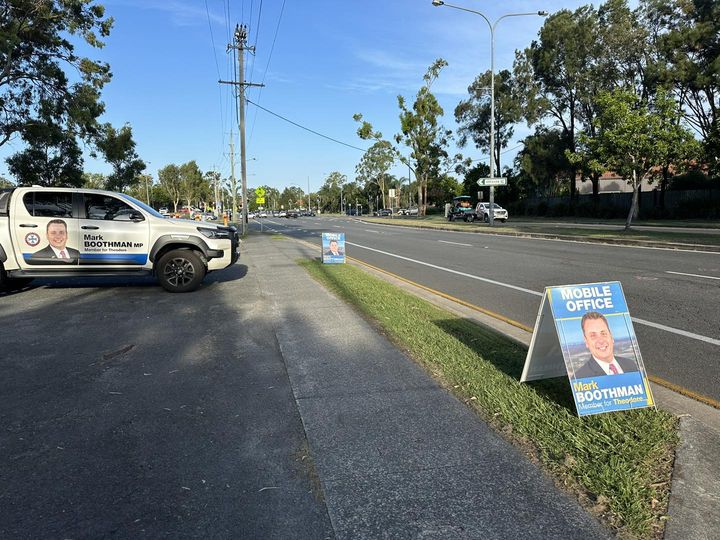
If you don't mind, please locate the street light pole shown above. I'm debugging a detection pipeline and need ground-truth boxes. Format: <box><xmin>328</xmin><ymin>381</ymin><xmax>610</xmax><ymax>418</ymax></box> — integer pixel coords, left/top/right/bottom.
<box><xmin>432</xmin><ymin>1</ymin><xmax>547</xmax><ymax>225</ymax></box>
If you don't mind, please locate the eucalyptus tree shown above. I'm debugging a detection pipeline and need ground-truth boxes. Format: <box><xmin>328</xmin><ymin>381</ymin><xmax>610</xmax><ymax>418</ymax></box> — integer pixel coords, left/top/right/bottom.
<box><xmin>82</xmin><ymin>173</ymin><xmax>107</xmax><ymax>189</ymax></box>
<box><xmin>395</xmin><ymin>59</ymin><xmax>453</xmax><ymax>214</ymax></box>
<box><xmin>354</xmin><ymin>59</ymin><xmax>453</xmax><ymax>215</ymax></box>
<box><xmin>95</xmin><ymin>124</ymin><xmax>145</xmax><ymax>192</ymax></box>
<box><xmin>158</xmin><ymin>164</ymin><xmax>182</xmax><ymax>212</ymax></box>
<box><xmin>177</xmin><ymin>161</ymin><xmax>204</xmax><ymax>210</ymax></box>
<box><xmin>318</xmin><ymin>171</ymin><xmax>347</xmax><ymax>213</ymax></box>
<box><xmin>280</xmin><ymin>186</ymin><xmax>305</xmax><ymax>209</ymax></box>
<box><xmin>515</xmin><ymin>5</ymin><xmax>600</xmax><ymax>201</ymax></box>
<box><xmin>355</xmin><ymin>140</ymin><xmax>395</xmax><ymax>210</ymax></box>
<box><xmin>455</xmin><ymin>69</ymin><xmax>524</xmax><ymax>176</ymax></box>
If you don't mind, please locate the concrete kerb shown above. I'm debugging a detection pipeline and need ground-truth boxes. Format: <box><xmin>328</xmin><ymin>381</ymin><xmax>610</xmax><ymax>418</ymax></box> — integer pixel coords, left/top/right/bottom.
<box><xmin>355</xmin><ymin>218</ymin><xmax>720</xmax><ymax>253</ymax></box>
<box><xmin>246</xmin><ymin>233</ymin><xmax>612</xmax><ymax>539</ymax></box>
<box><xmin>256</xmin><ymin>228</ymin><xmax>720</xmax><ymax>540</ymax></box>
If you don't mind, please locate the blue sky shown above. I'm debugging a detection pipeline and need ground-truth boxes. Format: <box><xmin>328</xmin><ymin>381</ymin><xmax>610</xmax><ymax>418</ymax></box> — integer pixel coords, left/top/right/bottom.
<box><xmin>1</xmin><ymin>0</ymin><xmax>592</xmax><ymax>194</ymax></box>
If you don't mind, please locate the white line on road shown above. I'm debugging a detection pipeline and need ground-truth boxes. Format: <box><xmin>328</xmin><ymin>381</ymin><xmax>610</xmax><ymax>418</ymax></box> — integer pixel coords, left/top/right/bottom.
<box><xmin>666</xmin><ymin>271</ymin><xmax>720</xmax><ymax>281</ymax></box>
<box><xmin>631</xmin><ymin>317</ymin><xmax>720</xmax><ymax>346</ymax></box>
<box><xmin>439</xmin><ymin>240</ymin><xmax>472</xmax><ymax>247</ymax></box>
<box><xmin>365</xmin><ymin>229</ymin><xmax>381</xmax><ymax>234</ymax></box>
<box><xmin>347</xmin><ymin>241</ymin><xmax>720</xmax><ymax>347</ymax></box>
<box><xmin>346</xmin><ymin>242</ymin><xmax>542</xmax><ymax>297</ymax></box>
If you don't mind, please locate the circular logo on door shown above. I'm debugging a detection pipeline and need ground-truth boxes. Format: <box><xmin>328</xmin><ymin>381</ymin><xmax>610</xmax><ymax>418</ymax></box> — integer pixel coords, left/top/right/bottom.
<box><xmin>25</xmin><ymin>232</ymin><xmax>41</xmax><ymax>247</ymax></box>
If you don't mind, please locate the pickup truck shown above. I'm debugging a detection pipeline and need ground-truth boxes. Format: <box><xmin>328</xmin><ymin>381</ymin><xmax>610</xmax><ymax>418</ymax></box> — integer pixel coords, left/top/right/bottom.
<box><xmin>0</xmin><ymin>186</ymin><xmax>240</xmax><ymax>293</ymax></box>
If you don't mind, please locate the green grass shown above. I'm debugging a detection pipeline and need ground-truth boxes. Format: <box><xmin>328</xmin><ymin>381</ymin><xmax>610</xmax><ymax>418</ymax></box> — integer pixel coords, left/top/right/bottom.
<box><xmin>362</xmin><ymin>216</ymin><xmax>720</xmax><ymax>247</ymax></box>
<box><xmin>300</xmin><ymin>259</ymin><xmax>678</xmax><ymax>539</ymax></box>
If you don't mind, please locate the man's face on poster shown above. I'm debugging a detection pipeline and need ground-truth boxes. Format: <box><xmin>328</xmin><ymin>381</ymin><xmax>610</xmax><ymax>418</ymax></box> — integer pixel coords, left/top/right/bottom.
<box><xmin>583</xmin><ymin>317</ymin><xmax>614</xmax><ymax>363</ymax></box>
<box><xmin>330</xmin><ymin>240</ymin><xmax>338</xmax><ymax>253</ymax></box>
<box><xmin>47</xmin><ymin>222</ymin><xmax>68</xmax><ymax>250</ymax></box>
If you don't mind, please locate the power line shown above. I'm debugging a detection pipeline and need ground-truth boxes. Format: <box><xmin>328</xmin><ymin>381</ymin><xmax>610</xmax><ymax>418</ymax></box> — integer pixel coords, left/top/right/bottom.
<box><xmin>249</xmin><ymin>0</ymin><xmax>286</xmax><ymax>144</ymax></box>
<box><xmin>205</xmin><ymin>0</ymin><xmax>226</xmax><ymax>169</ymax></box>
<box><xmin>246</xmin><ymin>98</ymin><xmax>368</xmax><ymax>152</ymax></box>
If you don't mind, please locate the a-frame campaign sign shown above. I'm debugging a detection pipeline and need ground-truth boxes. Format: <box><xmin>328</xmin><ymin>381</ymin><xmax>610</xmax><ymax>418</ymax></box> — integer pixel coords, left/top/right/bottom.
<box><xmin>521</xmin><ymin>281</ymin><xmax>655</xmax><ymax>417</ymax></box>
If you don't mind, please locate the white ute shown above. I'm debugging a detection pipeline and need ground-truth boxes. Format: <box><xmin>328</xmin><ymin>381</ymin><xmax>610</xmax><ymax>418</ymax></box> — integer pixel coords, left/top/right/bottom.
<box><xmin>0</xmin><ymin>186</ymin><xmax>240</xmax><ymax>292</ymax></box>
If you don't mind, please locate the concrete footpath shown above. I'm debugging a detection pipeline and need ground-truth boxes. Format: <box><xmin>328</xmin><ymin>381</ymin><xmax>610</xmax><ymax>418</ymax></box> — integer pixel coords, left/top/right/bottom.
<box><xmin>319</xmin><ymin>230</ymin><xmax>720</xmax><ymax>540</ymax></box>
<box><xmin>246</xmin><ymin>233</ymin><xmax>611</xmax><ymax>539</ymax></box>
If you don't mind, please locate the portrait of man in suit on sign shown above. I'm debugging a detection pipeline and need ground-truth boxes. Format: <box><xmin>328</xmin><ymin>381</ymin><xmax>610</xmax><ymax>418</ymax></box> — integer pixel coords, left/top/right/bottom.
<box><xmin>29</xmin><ymin>219</ymin><xmax>80</xmax><ymax>264</ymax></box>
<box><xmin>574</xmin><ymin>311</ymin><xmax>639</xmax><ymax>378</ymax></box>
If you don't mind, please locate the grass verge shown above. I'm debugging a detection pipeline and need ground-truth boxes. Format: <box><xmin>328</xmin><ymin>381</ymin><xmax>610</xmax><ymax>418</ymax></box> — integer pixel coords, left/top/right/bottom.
<box><xmin>300</xmin><ymin>259</ymin><xmax>678</xmax><ymax>540</ymax></box>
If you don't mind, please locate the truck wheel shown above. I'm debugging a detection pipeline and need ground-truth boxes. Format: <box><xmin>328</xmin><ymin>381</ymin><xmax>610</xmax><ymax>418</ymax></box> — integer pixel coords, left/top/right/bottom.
<box><xmin>156</xmin><ymin>249</ymin><xmax>206</xmax><ymax>293</ymax></box>
<box><xmin>483</xmin><ymin>214</ymin><xmax>489</xmax><ymax>223</ymax></box>
<box><xmin>465</xmin><ymin>215</ymin><xmax>473</xmax><ymax>222</ymax></box>
<box><xmin>448</xmin><ymin>214</ymin><xmax>454</xmax><ymax>222</ymax></box>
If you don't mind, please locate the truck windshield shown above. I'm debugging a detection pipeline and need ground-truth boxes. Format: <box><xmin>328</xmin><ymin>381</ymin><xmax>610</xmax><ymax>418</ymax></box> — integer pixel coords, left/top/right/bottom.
<box><xmin>119</xmin><ymin>193</ymin><xmax>164</xmax><ymax>218</ymax></box>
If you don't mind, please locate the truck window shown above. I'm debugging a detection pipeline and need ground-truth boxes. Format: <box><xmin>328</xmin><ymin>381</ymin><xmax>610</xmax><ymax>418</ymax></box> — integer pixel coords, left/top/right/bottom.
<box><xmin>23</xmin><ymin>192</ymin><xmax>73</xmax><ymax>217</ymax></box>
<box><xmin>84</xmin><ymin>193</ymin><xmax>135</xmax><ymax>221</ymax></box>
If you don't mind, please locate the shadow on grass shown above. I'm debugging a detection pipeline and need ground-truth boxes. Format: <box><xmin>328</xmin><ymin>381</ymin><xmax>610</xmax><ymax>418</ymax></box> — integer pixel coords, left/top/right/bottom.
<box><xmin>432</xmin><ymin>318</ymin><xmax>577</xmax><ymax>413</ymax></box>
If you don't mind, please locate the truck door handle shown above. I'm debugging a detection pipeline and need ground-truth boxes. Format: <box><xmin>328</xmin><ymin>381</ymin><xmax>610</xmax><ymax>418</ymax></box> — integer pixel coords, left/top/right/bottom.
<box><xmin>19</xmin><ymin>224</ymin><xmax>37</xmax><ymax>228</ymax></box>
<box><xmin>81</xmin><ymin>225</ymin><xmax>100</xmax><ymax>230</ymax></box>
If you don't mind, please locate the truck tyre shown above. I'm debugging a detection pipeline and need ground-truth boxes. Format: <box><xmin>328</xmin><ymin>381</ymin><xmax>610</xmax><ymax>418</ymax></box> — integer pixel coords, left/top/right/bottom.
<box><xmin>465</xmin><ymin>215</ymin><xmax>473</xmax><ymax>222</ymax></box>
<box><xmin>156</xmin><ymin>249</ymin><xmax>206</xmax><ymax>293</ymax></box>
<box><xmin>448</xmin><ymin>214</ymin><xmax>454</xmax><ymax>222</ymax></box>
<box><xmin>483</xmin><ymin>214</ymin><xmax>489</xmax><ymax>223</ymax></box>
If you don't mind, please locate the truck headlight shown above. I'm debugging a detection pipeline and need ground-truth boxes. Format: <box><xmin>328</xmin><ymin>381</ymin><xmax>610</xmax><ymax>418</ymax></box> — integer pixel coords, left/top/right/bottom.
<box><xmin>197</xmin><ymin>227</ymin><xmax>231</xmax><ymax>239</ymax></box>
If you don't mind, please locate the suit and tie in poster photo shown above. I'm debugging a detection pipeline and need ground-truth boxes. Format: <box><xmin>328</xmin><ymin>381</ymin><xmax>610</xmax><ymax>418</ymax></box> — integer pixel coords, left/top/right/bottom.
<box><xmin>28</xmin><ymin>219</ymin><xmax>80</xmax><ymax>265</ymax></box>
<box><xmin>547</xmin><ymin>282</ymin><xmax>654</xmax><ymax>416</ymax></box>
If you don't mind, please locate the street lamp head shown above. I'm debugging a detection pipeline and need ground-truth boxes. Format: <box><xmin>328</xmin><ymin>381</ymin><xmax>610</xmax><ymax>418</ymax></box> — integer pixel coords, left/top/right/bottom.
<box><xmin>538</xmin><ymin>10</ymin><xmax>548</xmax><ymax>16</ymax></box>
<box><xmin>432</xmin><ymin>0</ymin><xmax>444</xmax><ymax>6</ymax></box>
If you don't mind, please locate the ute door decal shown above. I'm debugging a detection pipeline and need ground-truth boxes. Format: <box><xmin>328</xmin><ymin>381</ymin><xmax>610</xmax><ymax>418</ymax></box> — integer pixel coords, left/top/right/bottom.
<box><xmin>17</xmin><ymin>191</ymin><xmax>79</xmax><ymax>267</ymax></box>
<box><xmin>78</xmin><ymin>193</ymin><xmax>150</xmax><ymax>266</ymax></box>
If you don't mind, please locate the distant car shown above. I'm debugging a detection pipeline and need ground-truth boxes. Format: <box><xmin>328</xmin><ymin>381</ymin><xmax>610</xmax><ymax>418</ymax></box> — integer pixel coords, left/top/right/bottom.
<box><xmin>286</xmin><ymin>210</ymin><xmax>299</xmax><ymax>218</ymax></box>
<box><xmin>278</xmin><ymin>210</ymin><xmax>287</xmax><ymax>217</ymax></box>
<box><xmin>476</xmin><ymin>202</ymin><xmax>508</xmax><ymax>223</ymax></box>
<box><xmin>406</xmin><ymin>207</ymin><xmax>419</xmax><ymax>216</ymax></box>
<box><xmin>376</xmin><ymin>208</ymin><xmax>392</xmax><ymax>217</ymax></box>
<box><xmin>159</xmin><ymin>207</ymin><xmax>169</xmax><ymax>216</ymax></box>
<box><xmin>257</xmin><ymin>211</ymin><xmax>267</xmax><ymax>218</ymax></box>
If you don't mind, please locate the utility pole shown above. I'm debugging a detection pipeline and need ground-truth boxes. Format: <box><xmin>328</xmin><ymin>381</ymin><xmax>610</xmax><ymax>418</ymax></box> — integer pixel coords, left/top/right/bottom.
<box><xmin>220</xmin><ymin>24</ymin><xmax>264</xmax><ymax>235</ymax></box>
<box><xmin>228</xmin><ymin>137</ymin><xmax>236</xmax><ymax>221</ymax></box>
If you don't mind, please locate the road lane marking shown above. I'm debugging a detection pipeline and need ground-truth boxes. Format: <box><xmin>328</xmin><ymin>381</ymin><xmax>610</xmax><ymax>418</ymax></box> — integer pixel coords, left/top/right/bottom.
<box><xmin>281</xmin><ymin>233</ymin><xmax>720</xmax><ymax>408</ymax></box>
<box><xmin>365</xmin><ymin>229</ymin><xmax>381</xmax><ymax>234</ymax></box>
<box><xmin>346</xmin><ymin>241</ymin><xmax>542</xmax><ymax>296</ymax></box>
<box><xmin>439</xmin><ymin>240</ymin><xmax>473</xmax><ymax>247</ymax></box>
<box><xmin>347</xmin><ymin>240</ymin><xmax>720</xmax><ymax>347</ymax></box>
<box><xmin>666</xmin><ymin>270</ymin><xmax>720</xmax><ymax>281</ymax></box>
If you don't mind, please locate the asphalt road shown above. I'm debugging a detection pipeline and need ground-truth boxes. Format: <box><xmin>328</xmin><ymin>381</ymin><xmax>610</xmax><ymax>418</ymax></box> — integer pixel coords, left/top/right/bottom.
<box><xmin>0</xmin><ymin>268</ymin><xmax>333</xmax><ymax>538</ymax></box>
<box><xmin>254</xmin><ymin>215</ymin><xmax>720</xmax><ymax>404</ymax></box>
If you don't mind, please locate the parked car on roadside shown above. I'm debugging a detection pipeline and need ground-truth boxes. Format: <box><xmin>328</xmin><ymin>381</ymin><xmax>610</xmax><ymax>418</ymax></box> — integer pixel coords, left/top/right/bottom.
<box><xmin>376</xmin><ymin>208</ymin><xmax>392</xmax><ymax>217</ymax></box>
<box><xmin>0</xmin><ymin>186</ymin><xmax>239</xmax><ymax>293</ymax></box>
<box><xmin>475</xmin><ymin>202</ymin><xmax>508</xmax><ymax>223</ymax></box>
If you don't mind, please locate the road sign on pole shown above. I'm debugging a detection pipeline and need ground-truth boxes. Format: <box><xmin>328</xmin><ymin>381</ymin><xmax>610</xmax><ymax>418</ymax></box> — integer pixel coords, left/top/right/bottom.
<box><xmin>477</xmin><ymin>177</ymin><xmax>507</xmax><ymax>187</ymax></box>
<box><xmin>256</xmin><ymin>196</ymin><xmax>265</xmax><ymax>204</ymax></box>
